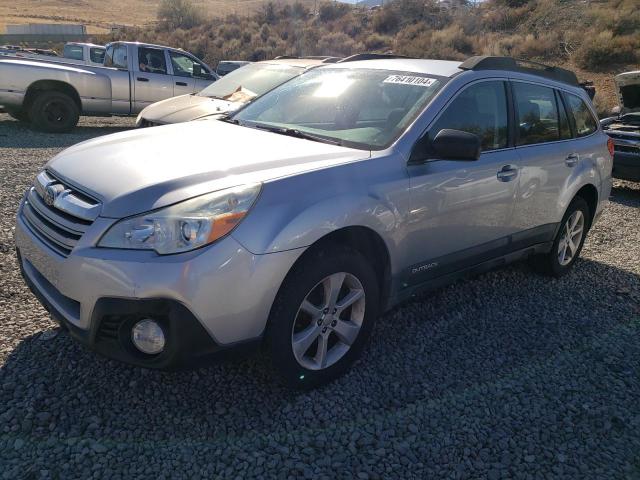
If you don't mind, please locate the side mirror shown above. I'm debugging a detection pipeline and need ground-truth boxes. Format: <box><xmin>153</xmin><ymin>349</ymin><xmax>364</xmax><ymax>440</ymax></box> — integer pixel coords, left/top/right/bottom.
<box><xmin>192</xmin><ymin>63</ymin><xmax>202</xmax><ymax>77</ymax></box>
<box><xmin>431</xmin><ymin>129</ymin><xmax>481</xmax><ymax>161</ymax></box>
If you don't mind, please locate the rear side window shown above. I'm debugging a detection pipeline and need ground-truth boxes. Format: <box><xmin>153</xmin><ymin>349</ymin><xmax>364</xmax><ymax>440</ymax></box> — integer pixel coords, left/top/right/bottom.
<box><xmin>565</xmin><ymin>93</ymin><xmax>598</xmax><ymax>137</ymax></box>
<box><xmin>64</xmin><ymin>45</ymin><xmax>83</xmax><ymax>60</ymax></box>
<box><xmin>557</xmin><ymin>91</ymin><xmax>572</xmax><ymax>140</ymax></box>
<box><xmin>429</xmin><ymin>81</ymin><xmax>508</xmax><ymax>151</ymax></box>
<box><xmin>513</xmin><ymin>82</ymin><xmax>560</xmax><ymax>146</ymax></box>
<box><xmin>104</xmin><ymin>44</ymin><xmax>127</xmax><ymax>69</ymax></box>
<box><xmin>90</xmin><ymin>47</ymin><xmax>105</xmax><ymax>64</ymax></box>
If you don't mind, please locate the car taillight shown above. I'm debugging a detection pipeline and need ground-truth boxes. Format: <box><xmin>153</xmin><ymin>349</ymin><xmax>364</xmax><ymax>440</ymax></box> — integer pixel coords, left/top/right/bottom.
<box><xmin>607</xmin><ymin>138</ymin><xmax>615</xmax><ymax>157</ymax></box>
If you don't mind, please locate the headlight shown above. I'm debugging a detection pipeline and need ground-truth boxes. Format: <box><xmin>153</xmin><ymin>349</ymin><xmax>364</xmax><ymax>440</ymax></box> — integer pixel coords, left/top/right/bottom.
<box><xmin>98</xmin><ymin>184</ymin><xmax>261</xmax><ymax>254</ymax></box>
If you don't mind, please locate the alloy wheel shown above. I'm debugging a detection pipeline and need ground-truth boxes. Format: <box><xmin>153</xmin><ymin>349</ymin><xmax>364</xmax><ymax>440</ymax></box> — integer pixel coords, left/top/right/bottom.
<box><xmin>558</xmin><ymin>210</ymin><xmax>585</xmax><ymax>266</ymax></box>
<box><xmin>291</xmin><ymin>272</ymin><xmax>365</xmax><ymax>371</ymax></box>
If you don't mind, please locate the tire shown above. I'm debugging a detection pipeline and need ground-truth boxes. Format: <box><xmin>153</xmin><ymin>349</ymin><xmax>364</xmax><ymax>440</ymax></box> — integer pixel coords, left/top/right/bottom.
<box><xmin>530</xmin><ymin>196</ymin><xmax>590</xmax><ymax>277</ymax></box>
<box><xmin>29</xmin><ymin>91</ymin><xmax>79</xmax><ymax>133</ymax></box>
<box><xmin>266</xmin><ymin>246</ymin><xmax>379</xmax><ymax>389</ymax></box>
<box><xmin>5</xmin><ymin>108</ymin><xmax>29</xmax><ymax>123</ymax></box>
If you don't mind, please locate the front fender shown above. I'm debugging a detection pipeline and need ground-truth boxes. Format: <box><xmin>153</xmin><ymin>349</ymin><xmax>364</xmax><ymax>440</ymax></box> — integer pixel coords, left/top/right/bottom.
<box><xmin>231</xmin><ymin>160</ymin><xmax>408</xmax><ymax>269</ymax></box>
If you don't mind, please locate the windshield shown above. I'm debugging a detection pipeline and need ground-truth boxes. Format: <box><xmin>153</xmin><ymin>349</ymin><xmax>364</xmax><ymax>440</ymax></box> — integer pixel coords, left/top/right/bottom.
<box><xmin>232</xmin><ymin>68</ymin><xmax>444</xmax><ymax>150</ymax></box>
<box><xmin>199</xmin><ymin>63</ymin><xmax>303</xmax><ymax>101</ymax></box>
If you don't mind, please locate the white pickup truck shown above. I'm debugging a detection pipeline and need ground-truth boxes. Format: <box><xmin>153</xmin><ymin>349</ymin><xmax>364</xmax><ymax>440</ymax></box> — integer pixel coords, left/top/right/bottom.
<box><xmin>0</xmin><ymin>41</ymin><xmax>218</xmax><ymax>132</ymax></box>
<box><xmin>0</xmin><ymin>43</ymin><xmax>106</xmax><ymax>67</ymax></box>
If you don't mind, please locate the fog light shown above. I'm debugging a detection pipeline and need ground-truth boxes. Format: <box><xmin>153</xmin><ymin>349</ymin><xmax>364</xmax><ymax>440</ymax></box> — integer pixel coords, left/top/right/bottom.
<box><xmin>131</xmin><ymin>319</ymin><xmax>165</xmax><ymax>355</ymax></box>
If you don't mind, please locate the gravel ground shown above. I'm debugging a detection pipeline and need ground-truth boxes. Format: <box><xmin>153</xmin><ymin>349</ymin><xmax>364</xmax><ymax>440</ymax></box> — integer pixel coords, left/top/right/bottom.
<box><xmin>1</xmin><ymin>113</ymin><xmax>639</xmax><ymax>479</ymax></box>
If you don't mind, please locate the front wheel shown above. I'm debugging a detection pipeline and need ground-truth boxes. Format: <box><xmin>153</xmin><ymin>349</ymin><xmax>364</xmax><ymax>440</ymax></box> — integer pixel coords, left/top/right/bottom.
<box><xmin>530</xmin><ymin>197</ymin><xmax>590</xmax><ymax>277</ymax></box>
<box><xmin>266</xmin><ymin>246</ymin><xmax>379</xmax><ymax>389</ymax></box>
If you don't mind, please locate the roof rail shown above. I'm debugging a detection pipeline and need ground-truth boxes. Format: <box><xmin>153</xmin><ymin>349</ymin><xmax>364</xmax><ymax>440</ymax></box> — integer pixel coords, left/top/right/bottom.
<box><xmin>459</xmin><ymin>56</ymin><xmax>579</xmax><ymax>87</ymax></box>
<box><xmin>338</xmin><ymin>53</ymin><xmax>411</xmax><ymax>63</ymax></box>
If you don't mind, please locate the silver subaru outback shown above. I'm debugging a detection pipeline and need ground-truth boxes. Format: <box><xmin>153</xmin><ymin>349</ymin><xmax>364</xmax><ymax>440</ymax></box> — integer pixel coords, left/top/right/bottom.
<box><xmin>15</xmin><ymin>56</ymin><xmax>612</xmax><ymax>388</ymax></box>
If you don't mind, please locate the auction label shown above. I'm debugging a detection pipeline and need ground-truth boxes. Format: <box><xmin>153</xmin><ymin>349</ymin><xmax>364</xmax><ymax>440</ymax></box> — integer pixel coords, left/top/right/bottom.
<box><xmin>383</xmin><ymin>75</ymin><xmax>436</xmax><ymax>87</ymax></box>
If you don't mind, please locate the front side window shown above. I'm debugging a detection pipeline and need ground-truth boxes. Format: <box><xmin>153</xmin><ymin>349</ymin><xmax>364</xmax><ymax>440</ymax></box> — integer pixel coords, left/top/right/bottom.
<box><xmin>513</xmin><ymin>82</ymin><xmax>560</xmax><ymax>146</ymax></box>
<box><xmin>233</xmin><ymin>68</ymin><xmax>444</xmax><ymax>150</ymax></box>
<box><xmin>429</xmin><ymin>80</ymin><xmax>508</xmax><ymax>151</ymax></box>
<box><xmin>565</xmin><ymin>93</ymin><xmax>597</xmax><ymax>137</ymax></box>
<box><xmin>169</xmin><ymin>51</ymin><xmax>208</xmax><ymax>78</ymax></box>
<box><xmin>90</xmin><ymin>47</ymin><xmax>105</xmax><ymax>64</ymax></box>
<box><xmin>138</xmin><ymin>47</ymin><xmax>167</xmax><ymax>75</ymax></box>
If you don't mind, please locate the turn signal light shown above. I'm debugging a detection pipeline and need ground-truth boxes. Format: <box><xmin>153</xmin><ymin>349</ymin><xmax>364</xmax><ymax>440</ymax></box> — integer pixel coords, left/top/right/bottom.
<box><xmin>607</xmin><ymin>138</ymin><xmax>615</xmax><ymax>157</ymax></box>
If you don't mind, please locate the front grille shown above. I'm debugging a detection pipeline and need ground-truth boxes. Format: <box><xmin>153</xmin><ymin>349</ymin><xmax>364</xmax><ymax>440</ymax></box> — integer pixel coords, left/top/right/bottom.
<box><xmin>20</xmin><ymin>171</ymin><xmax>100</xmax><ymax>257</ymax></box>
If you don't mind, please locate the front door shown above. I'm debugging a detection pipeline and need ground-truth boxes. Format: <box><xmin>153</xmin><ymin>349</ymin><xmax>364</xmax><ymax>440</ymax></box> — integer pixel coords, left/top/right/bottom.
<box><xmin>168</xmin><ymin>50</ymin><xmax>216</xmax><ymax>95</ymax></box>
<box><xmin>404</xmin><ymin>80</ymin><xmax>520</xmax><ymax>285</ymax></box>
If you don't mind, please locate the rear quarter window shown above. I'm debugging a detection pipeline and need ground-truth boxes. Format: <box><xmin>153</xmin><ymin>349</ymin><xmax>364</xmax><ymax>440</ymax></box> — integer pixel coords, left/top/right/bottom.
<box><xmin>564</xmin><ymin>93</ymin><xmax>598</xmax><ymax>137</ymax></box>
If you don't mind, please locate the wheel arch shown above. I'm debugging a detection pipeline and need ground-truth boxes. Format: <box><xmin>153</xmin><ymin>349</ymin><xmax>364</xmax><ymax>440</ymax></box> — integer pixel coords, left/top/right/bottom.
<box><xmin>24</xmin><ymin>80</ymin><xmax>82</xmax><ymax>112</ymax></box>
<box><xmin>573</xmin><ymin>183</ymin><xmax>598</xmax><ymax>228</ymax></box>
<box><xmin>280</xmin><ymin>226</ymin><xmax>393</xmax><ymax>313</ymax></box>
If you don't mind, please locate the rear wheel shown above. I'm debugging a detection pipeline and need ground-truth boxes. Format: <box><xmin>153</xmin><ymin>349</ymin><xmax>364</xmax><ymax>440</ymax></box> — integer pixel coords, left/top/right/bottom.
<box><xmin>530</xmin><ymin>197</ymin><xmax>590</xmax><ymax>277</ymax></box>
<box><xmin>266</xmin><ymin>246</ymin><xmax>379</xmax><ymax>389</ymax></box>
<box><xmin>29</xmin><ymin>91</ymin><xmax>79</xmax><ymax>133</ymax></box>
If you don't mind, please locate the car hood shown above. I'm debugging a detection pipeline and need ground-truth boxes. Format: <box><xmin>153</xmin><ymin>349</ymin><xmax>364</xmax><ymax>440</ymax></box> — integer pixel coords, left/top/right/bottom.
<box><xmin>139</xmin><ymin>94</ymin><xmax>242</xmax><ymax>124</ymax></box>
<box><xmin>615</xmin><ymin>71</ymin><xmax>640</xmax><ymax>114</ymax></box>
<box><xmin>47</xmin><ymin>120</ymin><xmax>370</xmax><ymax>218</ymax></box>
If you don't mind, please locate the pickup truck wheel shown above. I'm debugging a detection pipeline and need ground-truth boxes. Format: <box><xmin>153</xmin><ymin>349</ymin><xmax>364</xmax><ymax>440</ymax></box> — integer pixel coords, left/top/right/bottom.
<box><xmin>530</xmin><ymin>197</ymin><xmax>590</xmax><ymax>277</ymax></box>
<box><xmin>266</xmin><ymin>246</ymin><xmax>379</xmax><ymax>389</ymax></box>
<box><xmin>29</xmin><ymin>91</ymin><xmax>79</xmax><ymax>133</ymax></box>
<box><xmin>6</xmin><ymin>108</ymin><xmax>29</xmax><ymax>122</ymax></box>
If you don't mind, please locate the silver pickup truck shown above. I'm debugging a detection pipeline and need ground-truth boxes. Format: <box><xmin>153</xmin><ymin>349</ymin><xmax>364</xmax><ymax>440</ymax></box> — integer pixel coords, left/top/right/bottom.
<box><xmin>0</xmin><ymin>41</ymin><xmax>217</xmax><ymax>132</ymax></box>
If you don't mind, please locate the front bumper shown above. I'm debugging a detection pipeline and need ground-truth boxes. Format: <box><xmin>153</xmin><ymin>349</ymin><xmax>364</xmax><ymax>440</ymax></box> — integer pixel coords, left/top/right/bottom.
<box><xmin>15</xmin><ymin>206</ymin><xmax>303</xmax><ymax>368</ymax></box>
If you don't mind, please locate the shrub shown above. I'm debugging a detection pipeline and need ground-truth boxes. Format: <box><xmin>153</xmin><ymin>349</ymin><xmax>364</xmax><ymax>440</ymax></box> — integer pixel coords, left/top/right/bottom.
<box><xmin>157</xmin><ymin>0</ymin><xmax>202</xmax><ymax>30</ymax></box>
<box><xmin>318</xmin><ymin>2</ymin><xmax>351</xmax><ymax>22</ymax></box>
<box><xmin>372</xmin><ymin>8</ymin><xmax>400</xmax><ymax>34</ymax></box>
<box><xmin>364</xmin><ymin>34</ymin><xmax>391</xmax><ymax>51</ymax></box>
<box><xmin>574</xmin><ymin>31</ymin><xmax>638</xmax><ymax>70</ymax></box>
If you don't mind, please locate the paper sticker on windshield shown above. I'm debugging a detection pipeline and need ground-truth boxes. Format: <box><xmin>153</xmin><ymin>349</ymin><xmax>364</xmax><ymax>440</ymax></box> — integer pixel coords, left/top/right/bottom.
<box><xmin>383</xmin><ymin>75</ymin><xmax>436</xmax><ymax>87</ymax></box>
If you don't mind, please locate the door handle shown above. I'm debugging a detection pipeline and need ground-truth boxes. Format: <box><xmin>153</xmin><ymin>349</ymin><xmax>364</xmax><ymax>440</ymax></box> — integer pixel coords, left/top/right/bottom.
<box><xmin>565</xmin><ymin>153</ymin><xmax>579</xmax><ymax>167</ymax></box>
<box><xmin>136</xmin><ymin>77</ymin><xmax>149</xmax><ymax>82</ymax></box>
<box><xmin>175</xmin><ymin>81</ymin><xmax>188</xmax><ymax>86</ymax></box>
<box><xmin>497</xmin><ymin>165</ymin><xmax>518</xmax><ymax>182</ymax></box>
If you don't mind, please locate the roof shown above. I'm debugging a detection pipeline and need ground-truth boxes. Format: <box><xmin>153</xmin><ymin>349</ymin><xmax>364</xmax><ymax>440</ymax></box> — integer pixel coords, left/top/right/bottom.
<box><xmin>325</xmin><ymin>58</ymin><xmax>463</xmax><ymax>77</ymax></box>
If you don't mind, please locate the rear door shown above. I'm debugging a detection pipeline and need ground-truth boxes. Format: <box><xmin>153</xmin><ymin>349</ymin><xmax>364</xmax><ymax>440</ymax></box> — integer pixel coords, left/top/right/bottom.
<box><xmin>133</xmin><ymin>46</ymin><xmax>175</xmax><ymax>112</ymax></box>
<box><xmin>511</xmin><ymin>81</ymin><xmax>574</xmax><ymax>233</ymax></box>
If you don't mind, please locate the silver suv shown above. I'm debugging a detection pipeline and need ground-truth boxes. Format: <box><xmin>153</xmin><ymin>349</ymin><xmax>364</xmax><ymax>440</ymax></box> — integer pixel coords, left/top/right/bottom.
<box><xmin>16</xmin><ymin>56</ymin><xmax>612</xmax><ymax>388</ymax></box>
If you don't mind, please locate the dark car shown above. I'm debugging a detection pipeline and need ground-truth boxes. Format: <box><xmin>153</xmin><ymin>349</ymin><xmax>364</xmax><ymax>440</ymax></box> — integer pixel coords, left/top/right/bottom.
<box><xmin>601</xmin><ymin>71</ymin><xmax>640</xmax><ymax>182</ymax></box>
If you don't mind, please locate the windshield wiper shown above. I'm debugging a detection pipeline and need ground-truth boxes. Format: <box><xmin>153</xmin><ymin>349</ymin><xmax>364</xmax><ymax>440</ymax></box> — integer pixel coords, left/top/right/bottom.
<box><xmin>253</xmin><ymin>124</ymin><xmax>342</xmax><ymax>146</ymax></box>
<box><xmin>218</xmin><ymin>114</ymin><xmax>240</xmax><ymax>125</ymax></box>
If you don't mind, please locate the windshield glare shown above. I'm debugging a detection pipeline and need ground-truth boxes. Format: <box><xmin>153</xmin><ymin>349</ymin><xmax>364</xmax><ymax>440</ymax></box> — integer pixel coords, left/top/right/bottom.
<box><xmin>199</xmin><ymin>63</ymin><xmax>303</xmax><ymax>100</ymax></box>
<box><xmin>232</xmin><ymin>68</ymin><xmax>443</xmax><ymax>150</ymax></box>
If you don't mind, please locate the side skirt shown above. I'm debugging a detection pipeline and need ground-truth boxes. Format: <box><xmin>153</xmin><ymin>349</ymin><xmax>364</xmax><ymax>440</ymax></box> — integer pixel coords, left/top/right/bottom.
<box><xmin>389</xmin><ymin>240</ymin><xmax>554</xmax><ymax>308</ymax></box>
